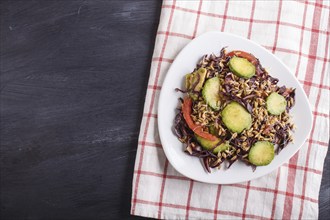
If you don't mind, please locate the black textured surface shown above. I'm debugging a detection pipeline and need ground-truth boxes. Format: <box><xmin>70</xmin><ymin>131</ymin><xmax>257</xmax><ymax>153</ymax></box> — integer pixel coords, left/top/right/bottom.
<box><xmin>0</xmin><ymin>1</ymin><xmax>329</xmax><ymax>220</ymax></box>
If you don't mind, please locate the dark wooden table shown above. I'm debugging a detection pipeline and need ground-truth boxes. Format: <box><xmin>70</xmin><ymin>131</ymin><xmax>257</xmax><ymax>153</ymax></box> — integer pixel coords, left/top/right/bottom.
<box><xmin>1</xmin><ymin>1</ymin><xmax>329</xmax><ymax>219</ymax></box>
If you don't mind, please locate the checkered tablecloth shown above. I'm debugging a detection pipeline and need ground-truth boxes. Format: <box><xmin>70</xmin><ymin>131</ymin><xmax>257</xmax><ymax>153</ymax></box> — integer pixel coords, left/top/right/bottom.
<box><xmin>131</xmin><ymin>0</ymin><xmax>329</xmax><ymax>219</ymax></box>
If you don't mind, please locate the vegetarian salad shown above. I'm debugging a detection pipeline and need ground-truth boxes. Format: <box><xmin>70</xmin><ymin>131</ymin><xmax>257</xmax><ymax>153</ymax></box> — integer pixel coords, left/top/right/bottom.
<box><xmin>174</xmin><ymin>48</ymin><xmax>296</xmax><ymax>172</ymax></box>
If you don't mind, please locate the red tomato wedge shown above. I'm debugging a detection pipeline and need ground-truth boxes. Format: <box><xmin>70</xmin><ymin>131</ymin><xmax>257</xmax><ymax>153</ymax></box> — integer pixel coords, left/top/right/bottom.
<box><xmin>182</xmin><ymin>97</ymin><xmax>218</xmax><ymax>141</ymax></box>
<box><xmin>226</xmin><ymin>50</ymin><xmax>258</xmax><ymax>65</ymax></box>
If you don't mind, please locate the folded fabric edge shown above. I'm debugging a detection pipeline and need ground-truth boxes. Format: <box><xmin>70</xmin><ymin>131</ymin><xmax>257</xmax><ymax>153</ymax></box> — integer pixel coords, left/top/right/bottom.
<box><xmin>130</xmin><ymin>1</ymin><xmax>170</xmax><ymax>217</ymax></box>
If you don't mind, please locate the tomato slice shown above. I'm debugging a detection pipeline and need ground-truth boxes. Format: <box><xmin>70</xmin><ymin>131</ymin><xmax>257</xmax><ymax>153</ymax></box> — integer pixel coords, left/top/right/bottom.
<box><xmin>182</xmin><ymin>97</ymin><xmax>218</xmax><ymax>141</ymax></box>
<box><xmin>226</xmin><ymin>50</ymin><xmax>258</xmax><ymax>65</ymax></box>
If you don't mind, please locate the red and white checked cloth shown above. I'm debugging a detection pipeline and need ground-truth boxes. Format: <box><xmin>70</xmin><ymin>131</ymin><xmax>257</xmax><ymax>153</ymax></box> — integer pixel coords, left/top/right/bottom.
<box><xmin>131</xmin><ymin>0</ymin><xmax>329</xmax><ymax>219</ymax></box>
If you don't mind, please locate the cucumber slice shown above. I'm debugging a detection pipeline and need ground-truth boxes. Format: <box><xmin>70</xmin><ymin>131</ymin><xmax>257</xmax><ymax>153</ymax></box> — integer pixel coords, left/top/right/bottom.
<box><xmin>195</xmin><ymin>135</ymin><xmax>229</xmax><ymax>154</ymax></box>
<box><xmin>221</xmin><ymin>102</ymin><xmax>252</xmax><ymax>133</ymax></box>
<box><xmin>228</xmin><ymin>56</ymin><xmax>256</xmax><ymax>79</ymax></box>
<box><xmin>213</xmin><ymin>142</ymin><xmax>230</xmax><ymax>154</ymax></box>
<box><xmin>195</xmin><ymin>134</ymin><xmax>220</xmax><ymax>151</ymax></box>
<box><xmin>266</xmin><ymin>92</ymin><xmax>287</xmax><ymax>115</ymax></box>
<box><xmin>248</xmin><ymin>141</ymin><xmax>275</xmax><ymax>166</ymax></box>
<box><xmin>202</xmin><ymin>77</ymin><xmax>221</xmax><ymax>110</ymax></box>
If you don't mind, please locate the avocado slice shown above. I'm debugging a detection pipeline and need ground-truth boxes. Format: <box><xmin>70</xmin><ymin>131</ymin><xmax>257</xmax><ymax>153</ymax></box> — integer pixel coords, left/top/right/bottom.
<box><xmin>192</xmin><ymin>68</ymin><xmax>207</xmax><ymax>92</ymax></box>
<box><xmin>185</xmin><ymin>68</ymin><xmax>207</xmax><ymax>100</ymax></box>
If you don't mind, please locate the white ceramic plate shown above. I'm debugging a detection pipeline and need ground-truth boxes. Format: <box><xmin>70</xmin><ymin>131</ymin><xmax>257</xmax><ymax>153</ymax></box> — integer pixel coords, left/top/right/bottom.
<box><xmin>158</xmin><ymin>31</ymin><xmax>312</xmax><ymax>184</ymax></box>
